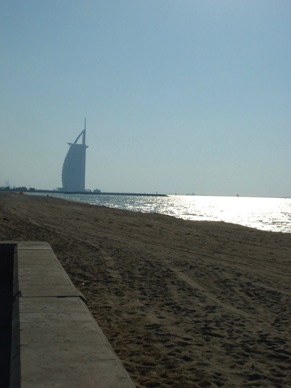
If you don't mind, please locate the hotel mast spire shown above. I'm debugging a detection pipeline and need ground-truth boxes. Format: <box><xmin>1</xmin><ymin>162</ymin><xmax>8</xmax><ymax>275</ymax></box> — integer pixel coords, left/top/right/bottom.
<box><xmin>83</xmin><ymin>118</ymin><xmax>86</xmax><ymax>145</ymax></box>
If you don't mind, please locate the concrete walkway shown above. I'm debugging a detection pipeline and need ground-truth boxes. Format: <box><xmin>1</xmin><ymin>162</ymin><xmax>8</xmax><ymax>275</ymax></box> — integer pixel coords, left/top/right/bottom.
<box><xmin>11</xmin><ymin>241</ymin><xmax>135</xmax><ymax>388</ymax></box>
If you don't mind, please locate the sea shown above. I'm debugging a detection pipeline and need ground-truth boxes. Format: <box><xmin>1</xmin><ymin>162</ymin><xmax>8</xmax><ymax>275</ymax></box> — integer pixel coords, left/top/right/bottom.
<box><xmin>31</xmin><ymin>193</ymin><xmax>291</xmax><ymax>234</ymax></box>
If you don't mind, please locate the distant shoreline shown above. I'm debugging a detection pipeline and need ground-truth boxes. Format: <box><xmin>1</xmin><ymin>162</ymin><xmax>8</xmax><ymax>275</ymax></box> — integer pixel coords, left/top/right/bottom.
<box><xmin>31</xmin><ymin>190</ymin><xmax>168</xmax><ymax>197</ymax></box>
<box><xmin>0</xmin><ymin>188</ymin><xmax>167</xmax><ymax>197</ymax></box>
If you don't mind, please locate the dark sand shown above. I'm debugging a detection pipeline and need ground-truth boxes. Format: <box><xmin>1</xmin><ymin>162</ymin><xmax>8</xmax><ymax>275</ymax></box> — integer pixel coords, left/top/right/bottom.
<box><xmin>1</xmin><ymin>192</ymin><xmax>291</xmax><ymax>387</ymax></box>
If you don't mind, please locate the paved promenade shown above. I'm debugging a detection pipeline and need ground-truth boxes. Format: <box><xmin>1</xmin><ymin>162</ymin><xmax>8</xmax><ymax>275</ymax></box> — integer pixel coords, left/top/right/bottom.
<box><xmin>8</xmin><ymin>241</ymin><xmax>135</xmax><ymax>387</ymax></box>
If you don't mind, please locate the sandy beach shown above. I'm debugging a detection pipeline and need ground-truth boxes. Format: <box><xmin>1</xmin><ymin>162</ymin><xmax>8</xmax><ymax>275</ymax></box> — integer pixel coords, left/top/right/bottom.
<box><xmin>1</xmin><ymin>192</ymin><xmax>290</xmax><ymax>387</ymax></box>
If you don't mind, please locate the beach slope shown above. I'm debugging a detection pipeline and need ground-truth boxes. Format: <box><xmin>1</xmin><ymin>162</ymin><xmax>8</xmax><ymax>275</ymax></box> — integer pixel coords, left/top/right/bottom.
<box><xmin>0</xmin><ymin>192</ymin><xmax>290</xmax><ymax>387</ymax></box>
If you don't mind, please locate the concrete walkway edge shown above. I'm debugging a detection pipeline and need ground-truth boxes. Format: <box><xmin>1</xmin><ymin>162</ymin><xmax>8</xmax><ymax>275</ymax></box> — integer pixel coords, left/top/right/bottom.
<box><xmin>9</xmin><ymin>241</ymin><xmax>135</xmax><ymax>388</ymax></box>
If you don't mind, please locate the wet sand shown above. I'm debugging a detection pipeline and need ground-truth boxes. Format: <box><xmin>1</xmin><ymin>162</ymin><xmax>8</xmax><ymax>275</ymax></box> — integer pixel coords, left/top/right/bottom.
<box><xmin>1</xmin><ymin>192</ymin><xmax>291</xmax><ymax>387</ymax></box>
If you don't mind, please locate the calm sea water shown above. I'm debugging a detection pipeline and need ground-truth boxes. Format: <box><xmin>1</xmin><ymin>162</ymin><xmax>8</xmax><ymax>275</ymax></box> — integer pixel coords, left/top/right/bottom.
<box><xmin>32</xmin><ymin>193</ymin><xmax>291</xmax><ymax>234</ymax></box>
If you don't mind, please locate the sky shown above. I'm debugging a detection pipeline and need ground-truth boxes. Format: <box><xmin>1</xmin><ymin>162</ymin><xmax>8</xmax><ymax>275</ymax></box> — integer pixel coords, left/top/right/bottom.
<box><xmin>0</xmin><ymin>0</ymin><xmax>290</xmax><ymax>197</ymax></box>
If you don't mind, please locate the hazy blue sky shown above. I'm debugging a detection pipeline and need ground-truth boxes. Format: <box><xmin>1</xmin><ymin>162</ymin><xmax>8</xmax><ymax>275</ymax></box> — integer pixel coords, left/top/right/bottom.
<box><xmin>1</xmin><ymin>1</ymin><xmax>290</xmax><ymax>196</ymax></box>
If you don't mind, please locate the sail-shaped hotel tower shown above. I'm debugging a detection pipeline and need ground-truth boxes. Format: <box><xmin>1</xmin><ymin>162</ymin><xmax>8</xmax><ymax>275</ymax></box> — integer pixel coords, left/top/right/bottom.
<box><xmin>62</xmin><ymin>120</ymin><xmax>88</xmax><ymax>192</ymax></box>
